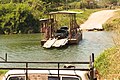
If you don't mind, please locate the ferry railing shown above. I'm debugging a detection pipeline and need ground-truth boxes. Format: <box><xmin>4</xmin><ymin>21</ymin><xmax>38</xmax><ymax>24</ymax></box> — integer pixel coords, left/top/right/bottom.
<box><xmin>0</xmin><ymin>53</ymin><xmax>95</xmax><ymax>80</ymax></box>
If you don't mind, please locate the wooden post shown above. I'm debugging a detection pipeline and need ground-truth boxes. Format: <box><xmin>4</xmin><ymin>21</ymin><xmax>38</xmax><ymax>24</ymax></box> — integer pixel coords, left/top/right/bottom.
<box><xmin>5</xmin><ymin>53</ymin><xmax>7</xmax><ymax>62</ymax></box>
<box><xmin>90</xmin><ymin>53</ymin><xmax>94</xmax><ymax>80</ymax></box>
<box><xmin>0</xmin><ymin>53</ymin><xmax>7</xmax><ymax>62</ymax></box>
<box><xmin>92</xmin><ymin>53</ymin><xmax>94</xmax><ymax>62</ymax></box>
<box><xmin>26</xmin><ymin>63</ymin><xmax>28</xmax><ymax>80</ymax></box>
<box><xmin>58</xmin><ymin>63</ymin><xmax>60</xmax><ymax>80</ymax></box>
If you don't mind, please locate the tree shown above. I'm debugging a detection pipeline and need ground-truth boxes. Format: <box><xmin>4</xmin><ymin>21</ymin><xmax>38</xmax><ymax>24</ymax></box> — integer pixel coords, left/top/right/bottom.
<box><xmin>27</xmin><ymin>0</ymin><xmax>46</xmax><ymax>18</ymax></box>
<box><xmin>110</xmin><ymin>0</ymin><xmax>118</xmax><ymax>5</ymax></box>
<box><xmin>0</xmin><ymin>2</ymin><xmax>40</xmax><ymax>34</ymax></box>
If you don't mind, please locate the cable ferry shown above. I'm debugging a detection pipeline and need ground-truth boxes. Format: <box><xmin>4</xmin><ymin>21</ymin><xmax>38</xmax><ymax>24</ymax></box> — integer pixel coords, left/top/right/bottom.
<box><xmin>40</xmin><ymin>11</ymin><xmax>82</xmax><ymax>48</ymax></box>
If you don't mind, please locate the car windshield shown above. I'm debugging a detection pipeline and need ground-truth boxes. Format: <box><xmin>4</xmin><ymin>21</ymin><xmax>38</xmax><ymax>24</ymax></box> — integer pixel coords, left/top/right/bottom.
<box><xmin>48</xmin><ymin>76</ymin><xmax>60</xmax><ymax>80</ymax></box>
<box><xmin>8</xmin><ymin>76</ymin><xmax>25</xmax><ymax>80</ymax></box>
<box><xmin>56</xmin><ymin>30</ymin><xmax>66</xmax><ymax>33</ymax></box>
<box><xmin>48</xmin><ymin>76</ymin><xmax>81</xmax><ymax>80</ymax></box>
<box><xmin>60</xmin><ymin>27</ymin><xmax>68</xmax><ymax>30</ymax></box>
<box><xmin>62</xmin><ymin>77</ymin><xmax>81</xmax><ymax>80</ymax></box>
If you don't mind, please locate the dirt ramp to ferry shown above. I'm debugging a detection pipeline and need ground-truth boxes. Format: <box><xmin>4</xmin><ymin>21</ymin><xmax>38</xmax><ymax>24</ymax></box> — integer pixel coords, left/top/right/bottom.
<box><xmin>80</xmin><ymin>10</ymin><xmax>116</xmax><ymax>30</ymax></box>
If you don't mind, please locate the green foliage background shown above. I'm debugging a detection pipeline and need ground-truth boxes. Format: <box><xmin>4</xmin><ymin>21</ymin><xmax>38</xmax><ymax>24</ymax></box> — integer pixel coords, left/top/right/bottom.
<box><xmin>0</xmin><ymin>0</ymin><xmax>120</xmax><ymax>34</ymax></box>
<box><xmin>0</xmin><ymin>0</ymin><xmax>46</xmax><ymax>34</ymax></box>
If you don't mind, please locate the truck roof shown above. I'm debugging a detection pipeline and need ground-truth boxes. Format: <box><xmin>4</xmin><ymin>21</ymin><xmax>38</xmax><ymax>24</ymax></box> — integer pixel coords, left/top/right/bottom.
<box><xmin>5</xmin><ymin>70</ymin><xmax>88</xmax><ymax>75</ymax></box>
<box><xmin>3</xmin><ymin>70</ymin><xmax>89</xmax><ymax>80</ymax></box>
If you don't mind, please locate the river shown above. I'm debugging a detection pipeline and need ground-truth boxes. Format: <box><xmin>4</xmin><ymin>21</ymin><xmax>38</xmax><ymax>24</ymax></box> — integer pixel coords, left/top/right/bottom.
<box><xmin>0</xmin><ymin>31</ymin><xmax>114</xmax><ymax>63</ymax></box>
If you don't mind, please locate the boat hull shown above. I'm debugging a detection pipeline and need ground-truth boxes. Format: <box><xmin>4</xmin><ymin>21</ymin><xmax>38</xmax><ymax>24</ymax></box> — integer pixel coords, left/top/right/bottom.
<box><xmin>68</xmin><ymin>33</ymin><xmax>82</xmax><ymax>44</ymax></box>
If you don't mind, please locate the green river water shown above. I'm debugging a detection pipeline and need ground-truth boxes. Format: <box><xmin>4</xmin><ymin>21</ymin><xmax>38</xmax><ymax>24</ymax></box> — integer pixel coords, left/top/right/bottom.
<box><xmin>0</xmin><ymin>31</ymin><xmax>114</xmax><ymax>63</ymax></box>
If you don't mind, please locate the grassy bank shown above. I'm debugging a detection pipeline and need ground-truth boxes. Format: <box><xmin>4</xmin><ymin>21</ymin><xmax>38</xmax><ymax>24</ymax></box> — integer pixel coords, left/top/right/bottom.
<box><xmin>95</xmin><ymin>10</ymin><xmax>120</xmax><ymax>79</ymax></box>
<box><xmin>103</xmin><ymin>10</ymin><xmax>120</xmax><ymax>32</ymax></box>
<box><xmin>95</xmin><ymin>47</ymin><xmax>120</xmax><ymax>79</ymax></box>
<box><xmin>0</xmin><ymin>70</ymin><xmax>7</xmax><ymax>75</ymax></box>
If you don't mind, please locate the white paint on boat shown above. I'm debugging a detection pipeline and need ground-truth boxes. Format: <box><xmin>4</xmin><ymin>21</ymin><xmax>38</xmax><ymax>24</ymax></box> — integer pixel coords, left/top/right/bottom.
<box><xmin>43</xmin><ymin>38</ymin><xmax>57</xmax><ymax>48</ymax></box>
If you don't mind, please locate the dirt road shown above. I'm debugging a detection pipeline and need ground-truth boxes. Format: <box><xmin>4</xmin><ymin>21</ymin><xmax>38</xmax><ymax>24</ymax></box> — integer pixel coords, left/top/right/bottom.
<box><xmin>80</xmin><ymin>10</ymin><xmax>116</xmax><ymax>30</ymax></box>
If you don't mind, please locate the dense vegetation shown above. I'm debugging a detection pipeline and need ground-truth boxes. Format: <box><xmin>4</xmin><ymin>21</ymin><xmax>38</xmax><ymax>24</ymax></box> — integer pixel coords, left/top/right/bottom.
<box><xmin>0</xmin><ymin>0</ymin><xmax>120</xmax><ymax>34</ymax></box>
<box><xmin>95</xmin><ymin>10</ymin><xmax>120</xmax><ymax>79</ymax></box>
<box><xmin>0</xmin><ymin>0</ymin><xmax>46</xmax><ymax>34</ymax></box>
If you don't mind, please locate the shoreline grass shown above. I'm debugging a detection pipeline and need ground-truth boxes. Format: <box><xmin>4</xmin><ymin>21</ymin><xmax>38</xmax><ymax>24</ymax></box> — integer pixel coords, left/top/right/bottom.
<box><xmin>95</xmin><ymin>10</ymin><xmax>120</xmax><ymax>79</ymax></box>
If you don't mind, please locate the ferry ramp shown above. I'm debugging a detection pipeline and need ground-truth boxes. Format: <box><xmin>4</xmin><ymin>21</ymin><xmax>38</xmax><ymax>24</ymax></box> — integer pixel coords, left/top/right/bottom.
<box><xmin>43</xmin><ymin>38</ymin><xmax>57</xmax><ymax>48</ymax></box>
<box><xmin>43</xmin><ymin>38</ymin><xmax>68</xmax><ymax>48</ymax></box>
<box><xmin>80</xmin><ymin>10</ymin><xmax>117</xmax><ymax>31</ymax></box>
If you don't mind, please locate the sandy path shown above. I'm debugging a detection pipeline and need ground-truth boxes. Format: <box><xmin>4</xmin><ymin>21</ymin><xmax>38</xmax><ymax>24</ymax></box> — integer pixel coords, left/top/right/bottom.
<box><xmin>80</xmin><ymin>10</ymin><xmax>116</xmax><ymax>30</ymax></box>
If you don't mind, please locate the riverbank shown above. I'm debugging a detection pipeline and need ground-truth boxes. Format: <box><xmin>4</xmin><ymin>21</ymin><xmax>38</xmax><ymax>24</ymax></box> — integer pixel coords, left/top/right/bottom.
<box><xmin>95</xmin><ymin>47</ymin><xmax>120</xmax><ymax>79</ymax></box>
<box><xmin>95</xmin><ymin>10</ymin><xmax>120</xmax><ymax>79</ymax></box>
<box><xmin>103</xmin><ymin>10</ymin><xmax>120</xmax><ymax>32</ymax></box>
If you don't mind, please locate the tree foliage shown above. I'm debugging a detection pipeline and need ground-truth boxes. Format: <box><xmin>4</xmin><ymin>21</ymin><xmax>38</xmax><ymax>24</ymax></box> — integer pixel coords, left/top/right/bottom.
<box><xmin>0</xmin><ymin>1</ymin><xmax>46</xmax><ymax>34</ymax></box>
<box><xmin>0</xmin><ymin>0</ymin><xmax>120</xmax><ymax>34</ymax></box>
